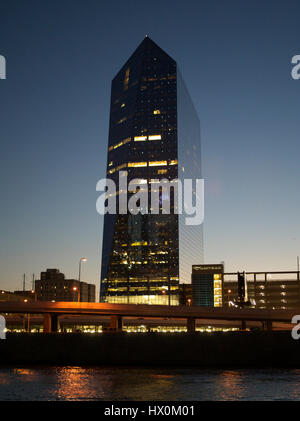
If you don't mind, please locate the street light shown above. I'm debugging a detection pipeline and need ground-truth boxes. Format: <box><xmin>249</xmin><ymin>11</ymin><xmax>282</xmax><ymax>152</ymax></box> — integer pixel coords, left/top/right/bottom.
<box><xmin>161</xmin><ymin>289</ymin><xmax>167</xmax><ymax>306</ymax></box>
<box><xmin>78</xmin><ymin>257</ymin><xmax>87</xmax><ymax>281</ymax></box>
<box><xmin>73</xmin><ymin>286</ymin><xmax>80</xmax><ymax>302</ymax></box>
<box><xmin>228</xmin><ymin>289</ymin><xmax>232</xmax><ymax>307</ymax></box>
<box><xmin>31</xmin><ymin>290</ymin><xmax>37</xmax><ymax>302</ymax></box>
<box><xmin>187</xmin><ymin>298</ymin><xmax>191</xmax><ymax>307</ymax></box>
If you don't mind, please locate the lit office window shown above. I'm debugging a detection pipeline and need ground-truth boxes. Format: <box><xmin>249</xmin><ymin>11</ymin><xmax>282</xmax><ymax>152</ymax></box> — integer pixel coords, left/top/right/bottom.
<box><xmin>134</xmin><ymin>136</ymin><xmax>147</xmax><ymax>141</ymax></box>
<box><xmin>108</xmin><ymin>137</ymin><xmax>131</xmax><ymax>151</ymax></box>
<box><xmin>149</xmin><ymin>160</ymin><xmax>167</xmax><ymax>166</ymax></box>
<box><xmin>148</xmin><ymin>135</ymin><xmax>161</xmax><ymax>140</ymax></box>
<box><xmin>128</xmin><ymin>162</ymin><xmax>147</xmax><ymax>168</ymax></box>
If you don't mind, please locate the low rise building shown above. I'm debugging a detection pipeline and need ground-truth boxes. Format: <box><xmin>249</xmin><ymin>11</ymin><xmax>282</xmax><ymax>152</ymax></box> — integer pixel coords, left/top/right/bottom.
<box><xmin>0</xmin><ymin>290</ymin><xmax>35</xmax><ymax>302</ymax></box>
<box><xmin>179</xmin><ymin>283</ymin><xmax>192</xmax><ymax>306</ymax></box>
<box><xmin>35</xmin><ymin>269</ymin><xmax>95</xmax><ymax>302</ymax></box>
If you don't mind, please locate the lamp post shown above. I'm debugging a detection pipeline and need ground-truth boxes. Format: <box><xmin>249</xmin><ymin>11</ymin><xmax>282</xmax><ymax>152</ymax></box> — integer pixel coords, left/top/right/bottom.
<box><xmin>78</xmin><ymin>257</ymin><xmax>87</xmax><ymax>282</ymax></box>
<box><xmin>228</xmin><ymin>289</ymin><xmax>232</xmax><ymax>307</ymax></box>
<box><xmin>31</xmin><ymin>290</ymin><xmax>37</xmax><ymax>302</ymax></box>
<box><xmin>162</xmin><ymin>289</ymin><xmax>167</xmax><ymax>306</ymax></box>
<box><xmin>73</xmin><ymin>286</ymin><xmax>80</xmax><ymax>303</ymax></box>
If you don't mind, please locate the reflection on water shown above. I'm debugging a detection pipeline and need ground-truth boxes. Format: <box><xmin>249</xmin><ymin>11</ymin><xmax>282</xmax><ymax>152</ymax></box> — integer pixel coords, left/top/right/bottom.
<box><xmin>0</xmin><ymin>367</ymin><xmax>300</xmax><ymax>400</ymax></box>
<box><xmin>56</xmin><ymin>367</ymin><xmax>113</xmax><ymax>400</ymax></box>
<box><xmin>216</xmin><ymin>371</ymin><xmax>245</xmax><ymax>401</ymax></box>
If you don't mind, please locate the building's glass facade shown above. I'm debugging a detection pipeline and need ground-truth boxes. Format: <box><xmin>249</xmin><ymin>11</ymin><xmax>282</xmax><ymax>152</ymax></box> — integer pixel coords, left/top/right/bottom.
<box><xmin>177</xmin><ymin>70</ymin><xmax>203</xmax><ymax>284</ymax></box>
<box><xmin>100</xmin><ymin>37</ymin><xmax>203</xmax><ymax>304</ymax></box>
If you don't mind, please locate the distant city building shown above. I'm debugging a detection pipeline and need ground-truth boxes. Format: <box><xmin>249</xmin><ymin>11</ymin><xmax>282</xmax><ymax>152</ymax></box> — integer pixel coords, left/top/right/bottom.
<box><xmin>186</xmin><ymin>269</ymin><xmax>300</xmax><ymax>309</ymax></box>
<box><xmin>0</xmin><ymin>290</ymin><xmax>35</xmax><ymax>302</ymax></box>
<box><xmin>100</xmin><ymin>36</ymin><xmax>203</xmax><ymax>305</ymax></box>
<box><xmin>191</xmin><ymin>264</ymin><xmax>223</xmax><ymax>307</ymax></box>
<box><xmin>35</xmin><ymin>269</ymin><xmax>95</xmax><ymax>302</ymax></box>
<box><xmin>13</xmin><ymin>290</ymin><xmax>36</xmax><ymax>302</ymax></box>
<box><xmin>179</xmin><ymin>283</ymin><xmax>192</xmax><ymax>306</ymax></box>
<box><xmin>223</xmin><ymin>271</ymin><xmax>300</xmax><ymax>310</ymax></box>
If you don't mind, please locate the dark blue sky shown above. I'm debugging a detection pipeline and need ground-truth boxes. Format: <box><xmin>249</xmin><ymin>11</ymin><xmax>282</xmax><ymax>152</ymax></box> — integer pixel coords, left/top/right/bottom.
<box><xmin>0</xmin><ymin>0</ymin><xmax>299</xmax><ymax>293</ymax></box>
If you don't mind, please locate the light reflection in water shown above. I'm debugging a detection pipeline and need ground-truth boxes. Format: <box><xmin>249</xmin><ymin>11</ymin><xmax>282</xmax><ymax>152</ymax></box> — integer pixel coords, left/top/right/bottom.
<box><xmin>0</xmin><ymin>367</ymin><xmax>299</xmax><ymax>400</ymax></box>
<box><xmin>214</xmin><ymin>370</ymin><xmax>245</xmax><ymax>401</ymax></box>
<box><xmin>55</xmin><ymin>367</ymin><xmax>113</xmax><ymax>400</ymax></box>
<box><xmin>13</xmin><ymin>369</ymin><xmax>36</xmax><ymax>376</ymax></box>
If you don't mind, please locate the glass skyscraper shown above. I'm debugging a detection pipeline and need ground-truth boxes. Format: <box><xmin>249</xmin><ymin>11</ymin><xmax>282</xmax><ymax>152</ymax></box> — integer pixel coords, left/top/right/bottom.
<box><xmin>100</xmin><ymin>37</ymin><xmax>203</xmax><ymax>305</ymax></box>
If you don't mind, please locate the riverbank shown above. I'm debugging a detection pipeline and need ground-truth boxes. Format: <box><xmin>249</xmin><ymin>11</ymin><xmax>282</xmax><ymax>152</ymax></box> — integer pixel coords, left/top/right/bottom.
<box><xmin>0</xmin><ymin>331</ymin><xmax>299</xmax><ymax>367</ymax></box>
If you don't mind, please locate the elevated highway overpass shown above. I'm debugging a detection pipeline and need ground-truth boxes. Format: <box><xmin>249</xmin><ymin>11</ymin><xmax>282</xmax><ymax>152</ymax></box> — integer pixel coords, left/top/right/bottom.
<box><xmin>0</xmin><ymin>301</ymin><xmax>296</xmax><ymax>332</ymax></box>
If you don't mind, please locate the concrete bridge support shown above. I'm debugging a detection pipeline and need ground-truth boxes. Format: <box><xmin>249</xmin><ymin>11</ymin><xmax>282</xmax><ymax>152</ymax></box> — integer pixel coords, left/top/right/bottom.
<box><xmin>110</xmin><ymin>315</ymin><xmax>123</xmax><ymax>332</ymax></box>
<box><xmin>266</xmin><ymin>320</ymin><xmax>273</xmax><ymax>331</ymax></box>
<box><xmin>43</xmin><ymin>314</ymin><xmax>59</xmax><ymax>333</ymax></box>
<box><xmin>261</xmin><ymin>320</ymin><xmax>273</xmax><ymax>331</ymax></box>
<box><xmin>187</xmin><ymin>317</ymin><xmax>196</xmax><ymax>333</ymax></box>
<box><xmin>43</xmin><ymin>314</ymin><xmax>51</xmax><ymax>333</ymax></box>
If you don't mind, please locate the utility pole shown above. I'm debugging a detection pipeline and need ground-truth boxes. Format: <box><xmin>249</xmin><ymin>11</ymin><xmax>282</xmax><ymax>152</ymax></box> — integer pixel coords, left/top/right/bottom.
<box><xmin>78</xmin><ymin>257</ymin><xmax>87</xmax><ymax>281</ymax></box>
<box><xmin>32</xmin><ymin>273</ymin><xmax>35</xmax><ymax>291</ymax></box>
<box><xmin>23</xmin><ymin>274</ymin><xmax>26</xmax><ymax>291</ymax></box>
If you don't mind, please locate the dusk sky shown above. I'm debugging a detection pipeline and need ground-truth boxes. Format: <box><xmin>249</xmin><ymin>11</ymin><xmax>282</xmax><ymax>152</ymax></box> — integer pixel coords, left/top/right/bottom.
<box><xmin>0</xmin><ymin>0</ymin><xmax>299</xmax><ymax>295</ymax></box>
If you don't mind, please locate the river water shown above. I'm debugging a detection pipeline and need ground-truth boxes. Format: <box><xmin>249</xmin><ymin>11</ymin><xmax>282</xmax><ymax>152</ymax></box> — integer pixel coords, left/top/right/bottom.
<box><xmin>0</xmin><ymin>367</ymin><xmax>300</xmax><ymax>400</ymax></box>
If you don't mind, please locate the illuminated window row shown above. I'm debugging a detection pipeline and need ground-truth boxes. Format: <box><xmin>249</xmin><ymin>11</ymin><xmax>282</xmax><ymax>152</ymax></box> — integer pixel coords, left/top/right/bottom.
<box><xmin>129</xmin><ymin>159</ymin><xmax>176</xmax><ymax>167</ymax></box>
<box><xmin>149</xmin><ymin>160</ymin><xmax>167</xmax><ymax>167</ymax></box>
<box><xmin>123</xmin><ymin>68</ymin><xmax>130</xmax><ymax>91</ymax></box>
<box><xmin>143</xmin><ymin>75</ymin><xmax>176</xmax><ymax>82</ymax></box>
<box><xmin>109</xmin><ymin>135</ymin><xmax>178</xmax><ymax>151</ymax></box>
<box><xmin>108</xmin><ymin>137</ymin><xmax>131</xmax><ymax>152</ymax></box>
<box><xmin>108</xmin><ymin>162</ymin><xmax>127</xmax><ymax>174</ymax></box>
<box><xmin>128</xmin><ymin>162</ymin><xmax>147</xmax><ymax>167</ymax></box>
<box><xmin>108</xmin><ymin>159</ymin><xmax>178</xmax><ymax>173</ymax></box>
<box><xmin>122</xmin><ymin>242</ymin><xmax>169</xmax><ymax>248</ymax></box>
<box><xmin>107</xmin><ymin>279</ymin><xmax>172</xmax><ymax>284</ymax></box>
<box><xmin>104</xmin><ymin>296</ymin><xmax>180</xmax><ymax>306</ymax></box>
<box><xmin>134</xmin><ymin>134</ymin><xmax>161</xmax><ymax>141</ymax></box>
<box><xmin>118</xmin><ymin>259</ymin><xmax>170</xmax><ymax>266</ymax></box>
<box><xmin>131</xmin><ymin>241</ymin><xmax>148</xmax><ymax>246</ymax></box>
